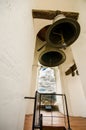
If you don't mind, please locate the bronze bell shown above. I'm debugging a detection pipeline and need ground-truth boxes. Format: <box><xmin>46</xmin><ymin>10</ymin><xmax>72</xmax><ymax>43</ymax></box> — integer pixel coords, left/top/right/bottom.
<box><xmin>37</xmin><ymin>25</ymin><xmax>50</xmax><ymax>42</ymax></box>
<box><xmin>45</xmin><ymin>14</ymin><xmax>80</xmax><ymax>48</ymax></box>
<box><xmin>38</xmin><ymin>47</ymin><xmax>66</xmax><ymax>67</ymax></box>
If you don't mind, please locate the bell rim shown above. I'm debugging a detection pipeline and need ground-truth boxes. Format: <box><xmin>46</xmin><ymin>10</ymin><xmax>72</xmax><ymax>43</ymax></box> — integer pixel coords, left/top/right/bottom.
<box><xmin>45</xmin><ymin>17</ymin><xmax>80</xmax><ymax>48</ymax></box>
<box><xmin>38</xmin><ymin>49</ymin><xmax>66</xmax><ymax>67</ymax></box>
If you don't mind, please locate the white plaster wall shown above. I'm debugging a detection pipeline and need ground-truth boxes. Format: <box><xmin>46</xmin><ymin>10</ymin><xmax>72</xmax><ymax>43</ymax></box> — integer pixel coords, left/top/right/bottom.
<box><xmin>0</xmin><ymin>1</ymin><xmax>35</xmax><ymax>130</ymax></box>
<box><xmin>59</xmin><ymin>47</ymin><xmax>86</xmax><ymax>117</ymax></box>
<box><xmin>66</xmin><ymin>75</ymin><xmax>86</xmax><ymax>117</ymax></box>
<box><xmin>55</xmin><ymin>68</ymin><xmax>64</xmax><ymax>113</ymax></box>
<box><xmin>60</xmin><ymin>68</ymin><xmax>86</xmax><ymax>117</ymax></box>
<box><xmin>55</xmin><ymin>68</ymin><xmax>63</xmax><ymax>94</ymax></box>
<box><xmin>72</xmin><ymin>0</ymin><xmax>86</xmax><ymax>97</ymax></box>
<box><xmin>35</xmin><ymin>0</ymin><xmax>77</xmax><ymax>11</ymax></box>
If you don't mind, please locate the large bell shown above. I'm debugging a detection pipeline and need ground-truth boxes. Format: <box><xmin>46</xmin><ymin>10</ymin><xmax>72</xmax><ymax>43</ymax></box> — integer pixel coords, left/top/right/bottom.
<box><xmin>45</xmin><ymin>14</ymin><xmax>80</xmax><ymax>48</ymax></box>
<box><xmin>39</xmin><ymin>48</ymin><xmax>66</xmax><ymax>67</ymax></box>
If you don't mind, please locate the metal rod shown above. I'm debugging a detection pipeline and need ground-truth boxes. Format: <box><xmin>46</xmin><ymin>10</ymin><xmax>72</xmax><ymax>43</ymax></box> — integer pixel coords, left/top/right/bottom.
<box><xmin>38</xmin><ymin>92</ymin><xmax>65</xmax><ymax>96</ymax></box>
<box><xmin>64</xmin><ymin>95</ymin><xmax>71</xmax><ymax>130</ymax></box>
<box><xmin>39</xmin><ymin>94</ymin><xmax>41</xmax><ymax>120</ymax></box>
<box><xmin>32</xmin><ymin>91</ymin><xmax>37</xmax><ymax>130</ymax></box>
<box><xmin>24</xmin><ymin>97</ymin><xmax>35</xmax><ymax>99</ymax></box>
<box><xmin>37</xmin><ymin>42</ymin><xmax>47</xmax><ymax>51</ymax></box>
<box><xmin>43</xmin><ymin>116</ymin><xmax>64</xmax><ymax>118</ymax></box>
<box><xmin>51</xmin><ymin>95</ymin><xmax>53</xmax><ymax>125</ymax></box>
<box><xmin>40</xmin><ymin>114</ymin><xmax>43</xmax><ymax>130</ymax></box>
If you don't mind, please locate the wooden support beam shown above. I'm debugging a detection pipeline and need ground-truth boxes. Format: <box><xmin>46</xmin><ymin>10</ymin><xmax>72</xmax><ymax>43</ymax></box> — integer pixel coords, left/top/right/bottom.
<box><xmin>65</xmin><ymin>63</ymin><xmax>79</xmax><ymax>76</ymax></box>
<box><xmin>32</xmin><ymin>9</ymin><xmax>79</xmax><ymax>20</ymax></box>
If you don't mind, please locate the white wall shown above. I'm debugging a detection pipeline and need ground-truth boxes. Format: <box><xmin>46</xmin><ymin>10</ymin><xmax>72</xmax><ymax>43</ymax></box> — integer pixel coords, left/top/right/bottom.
<box><xmin>59</xmin><ymin>47</ymin><xmax>86</xmax><ymax>117</ymax></box>
<box><xmin>55</xmin><ymin>68</ymin><xmax>64</xmax><ymax>113</ymax></box>
<box><xmin>66</xmin><ymin>75</ymin><xmax>86</xmax><ymax>117</ymax></box>
<box><xmin>60</xmin><ymin>67</ymin><xmax>86</xmax><ymax>117</ymax></box>
<box><xmin>72</xmin><ymin>0</ymin><xmax>86</xmax><ymax>97</ymax></box>
<box><xmin>35</xmin><ymin>0</ymin><xmax>77</xmax><ymax>11</ymax></box>
<box><xmin>0</xmin><ymin>1</ymin><xmax>35</xmax><ymax>130</ymax></box>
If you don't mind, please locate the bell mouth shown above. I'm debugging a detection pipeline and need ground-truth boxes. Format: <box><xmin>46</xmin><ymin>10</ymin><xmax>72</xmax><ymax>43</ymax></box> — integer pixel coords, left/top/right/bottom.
<box><xmin>39</xmin><ymin>50</ymin><xmax>66</xmax><ymax>67</ymax></box>
<box><xmin>46</xmin><ymin>18</ymin><xmax>80</xmax><ymax>48</ymax></box>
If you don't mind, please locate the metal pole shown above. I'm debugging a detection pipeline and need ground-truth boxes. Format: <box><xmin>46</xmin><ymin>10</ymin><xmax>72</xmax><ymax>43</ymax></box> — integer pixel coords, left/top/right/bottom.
<box><xmin>64</xmin><ymin>95</ymin><xmax>72</xmax><ymax>130</ymax></box>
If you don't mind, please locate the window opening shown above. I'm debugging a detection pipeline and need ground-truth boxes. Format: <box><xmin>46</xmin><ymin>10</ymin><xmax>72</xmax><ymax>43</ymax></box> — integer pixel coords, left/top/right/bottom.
<box><xmin>37</xmin><ymin>66</ymin><xmax>57</xmax><ymax>111</ymax></box>
<box><xmin>38</xmin><ymin>66</ymin><xmax>57</xmax><ymax>93</ymax></box>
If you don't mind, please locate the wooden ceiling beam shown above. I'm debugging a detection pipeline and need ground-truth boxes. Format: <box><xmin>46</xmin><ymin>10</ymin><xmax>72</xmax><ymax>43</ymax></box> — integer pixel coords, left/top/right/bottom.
<box><xmin>32</xmin><ymin>9</ymin><xmax>79</xmax><ymax>20</ymax></box>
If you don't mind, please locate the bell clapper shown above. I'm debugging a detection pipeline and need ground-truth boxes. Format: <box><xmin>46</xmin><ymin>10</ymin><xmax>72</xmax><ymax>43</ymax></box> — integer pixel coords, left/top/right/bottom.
<box><xmin>60</xmin><ymin>33</ymin><xmax>67</xmax><ymax>49</ymax></box>
<box><xmin>53</xmin><ymin>31</ymin><xmax>67</xmax><ymax>49</ymax></box>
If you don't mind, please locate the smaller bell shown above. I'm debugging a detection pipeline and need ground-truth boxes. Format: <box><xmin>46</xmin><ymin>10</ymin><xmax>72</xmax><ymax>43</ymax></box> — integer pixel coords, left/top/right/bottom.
<box><xmin>39</xmin><ymin>47</ymin><xmax>66</xmax><ymax>67</ymax></box>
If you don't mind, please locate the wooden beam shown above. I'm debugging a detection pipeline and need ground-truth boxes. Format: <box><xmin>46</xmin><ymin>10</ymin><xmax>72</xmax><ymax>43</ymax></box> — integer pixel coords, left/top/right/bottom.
<box><xmin>32</xmin><ymin>9</ymin><xmax>79</xmax><ymax>20</ymax></box>
<box><xmin>65</xmin><ymin>63</ymin><xmax>79</xmax><ymax>76</ymax></box>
